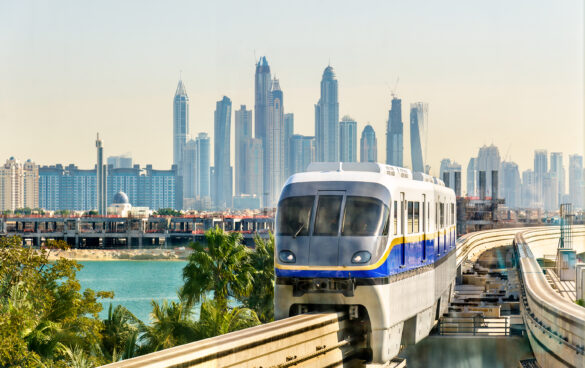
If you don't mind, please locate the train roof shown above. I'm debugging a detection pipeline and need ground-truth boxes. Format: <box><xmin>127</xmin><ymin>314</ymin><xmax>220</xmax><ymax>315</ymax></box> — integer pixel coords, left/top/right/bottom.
<box><xmin>301</xmin><ymin>162</ymin><xmax>446</xmax><ymax>187</ymax></box>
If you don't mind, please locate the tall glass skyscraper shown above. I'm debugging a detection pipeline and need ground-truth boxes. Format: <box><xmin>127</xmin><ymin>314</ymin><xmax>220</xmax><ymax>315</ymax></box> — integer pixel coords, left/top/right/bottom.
<box><xmin>284</xmin><ymin>113</ymin><xmax>294</xmax><ymax>178</ymax></box>
<box><xmin>533</xmin><ymin>149</ymin><xmax>548</xmax><ymax>206</ymax></box>
<box><xmin>195</xmin><ymin>133</ymin><xmax>210</xmax><ymax>199</ymax></box>
<box><xmin>235</xmin><ymin>105</ymin><xmax>253</xmax><ymax>196</ymax></box>
<box><xmin>360</xmin><ymin>125</ymin><xmax>377</xmax><ymax>163</ymax></box>
<box><xmin>173</xmin><ymin>79</ymin><xmax>189</xmax><ymax>169</ymax></box>
<box><xmin>466</xmin><ymin>157</ymin><xmax>476</xmax><ymax>197</ymax></box>
<box><xmin>549</xmin><ymin>152</ymin><xmax>565</xmax><ymax>205</ymax></box>
<box><xmin>255</xmin><ymin>57</ymin><xmax>271</xmax><ymax>207</ymax></box>
<box><xmin>266</xmin><ymin>79</ymin><xmax>284</xmax><ymax>207</ymax></box>
<box><xmin>315</xmin><ymin>66</ymin><xmax>339</xmax><ymax>162</ymax></box>
<box><xmin>500</xmin><ymin>161</ymin><xmax>521</xmax><ymax>208</ymax></box>
<box><xmin>290</xmin><ymin>135</ymin><xmax>315</xmax><ymax>174</ymax></box>
<box><xmin>245</xmin><ymin>138</ymin><xmax>263</xmax><ymax>199</ymax></box>
<box><xmin>213</xmin><ymin>96</ymin><xmax>233</xmax><ymax>208</ymax></box>
<box><xmin>339</xmin><ymin>116</ymin><xmax>357</xmax><ymax>162</ymax></box>
<box><xmin>409</xmin><ymin>102</ymin><xmax>428</xmax><ymax>173</ymax></box>
<box><xmin>386</xmin><ymin>97</ymin><xmax>403</xmax><ymax>167</ymax></box>
<box><xmin>569</xmin><ymin>154</ymin><xmax>584</xmax><ymax>209</ymax></box>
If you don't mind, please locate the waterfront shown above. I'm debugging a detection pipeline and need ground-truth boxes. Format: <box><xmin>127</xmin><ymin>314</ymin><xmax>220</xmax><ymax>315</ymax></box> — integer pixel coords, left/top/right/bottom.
<box><xmin>77</xmin><ymin>261</ymin><xmax>187</xmax><ymax>323</ymax></box>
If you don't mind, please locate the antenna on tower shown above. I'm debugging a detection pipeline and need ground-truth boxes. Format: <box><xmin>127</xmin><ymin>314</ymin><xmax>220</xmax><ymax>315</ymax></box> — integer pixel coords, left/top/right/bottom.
<box><xmin>179</xmin><ymin>70</ymin><xmax>182</xmax><ymax>80</ymax></box>
<box><xmin>391</xmin><ymin>77</ymin><xmax>400</xmax><ymax>98</ymax></box>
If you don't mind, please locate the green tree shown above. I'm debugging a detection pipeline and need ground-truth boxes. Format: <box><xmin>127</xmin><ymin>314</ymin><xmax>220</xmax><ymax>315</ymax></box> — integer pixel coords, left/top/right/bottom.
<box><xmin>155</xmin><ymin>208</ymin><xmax>182</xmax><ymax>217</ymax></box>
<box><xmin>245</xmin><ymin>233</ymin><xmax>275</xmax><ymax>322</ymax></box>
<box><xmin>0</xmin><ymin>236</ymin><xmax>113</xmax><ymax>367</ymax></box>
<box><xmin>196</xmin><ymin>298</ymin><xmax>260</xmax><ymax>339</ymax></box>
<box><xmin>101</xmin><ymin>304</ymin><xmax>140</xmax><ymax>361</ymax></box>
<box><xmin>139</xmin><ymin>299</ymin><xmax>198</xmax><ymax>353</ymax></box>
<box><xmin>180</xmin><ymin>227</ymin><xmax>254</xmax><ymax>310</ymax></box>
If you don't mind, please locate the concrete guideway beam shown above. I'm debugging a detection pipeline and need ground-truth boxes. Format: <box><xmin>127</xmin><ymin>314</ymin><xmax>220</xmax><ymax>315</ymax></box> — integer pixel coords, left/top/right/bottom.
<box><xmin>515</xmin><ymin>227</ymin><xmax>585</xmax><ymax>368</ymax></box>
<box><xmin>101</xmin><ymin>312</ymin><xmax>362</xmax><ymax>368</ymax></box>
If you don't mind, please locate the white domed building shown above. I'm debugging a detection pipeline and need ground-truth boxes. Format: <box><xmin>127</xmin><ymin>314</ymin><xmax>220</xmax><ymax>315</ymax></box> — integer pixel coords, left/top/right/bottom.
<box><xmin>107</xmin><ymin>191</ymin><xmax>150</xmax><ymax>217</ymax></box>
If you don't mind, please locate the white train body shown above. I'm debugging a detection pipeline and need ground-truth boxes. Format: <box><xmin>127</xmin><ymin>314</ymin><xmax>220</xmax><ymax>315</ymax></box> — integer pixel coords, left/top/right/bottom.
<box><xmin>274</xmin><ymin>162</ymin><xmax>457</xmax><ymax>363</ymax></box>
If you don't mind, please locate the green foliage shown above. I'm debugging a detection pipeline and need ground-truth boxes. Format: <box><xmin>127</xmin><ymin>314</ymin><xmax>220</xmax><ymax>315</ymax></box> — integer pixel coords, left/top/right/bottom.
<box><xmin>102</xmin><ymin>304</ymin><xmax>141</xmax><ymax>361</ymax></box>
<box><xmin>197</xmin><ymin>298</ymin><xmax>260</xmax><ymax>339</ymax></box>
<box><xmin>0</xmin><ymin>236</ymin><xmax>113</xmax><ymax>367</ymax></box>
<box><xmin>139</xmin><ymin>299</ymin><xmax>198</xmax><ymax>353</ymax></box>
<box><xmin>245</xmin><ymin>234</ymin><xmax>275</xmax><ymax>322</ymax></box>
<box><xmin>576</xmin><ymin>299</ymin><xmax>585</xmax><ymax>307</ymax></box>
<box><xmin>180</xmin><ymin>227</ymin><xmax>254</xmax><ymax>310</ymax></box>
<box><xmin>155</xmin><ymin>208</ymin><xmax>182</xmax><ymax>217</ymax></box>
<box><xmin>55</xmin><ymin>209</ymin><xmax>71</xmax><ymax>216</ymax></box>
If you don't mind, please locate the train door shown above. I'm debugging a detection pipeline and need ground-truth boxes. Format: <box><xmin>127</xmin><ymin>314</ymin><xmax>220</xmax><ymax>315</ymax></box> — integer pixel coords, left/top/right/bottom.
<box><xmin>422</xmin><ymin>194</ymin><xmax>427</xmax><ymax>260</ymax></box>
<box><xmin>309</xmin><ymin>191</ymin><xmax>345</xmax><ymax>266</ymax></box>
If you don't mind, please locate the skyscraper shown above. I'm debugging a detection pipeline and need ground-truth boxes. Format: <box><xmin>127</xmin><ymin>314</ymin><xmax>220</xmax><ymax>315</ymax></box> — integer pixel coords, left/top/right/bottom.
<box><xmin>522</xmin><ymin>169</ymin><xmax>536</xmax><ymax>208</ymax></box>
<box><xmin>439</xmin><ymin>158</ymin><xmax>462</xmax><ymax>197</ymax></box>
<box><xmin>107</xmin><ymin>155</ymin><xmax>133</xmax><ymax>169</ymax></box>
<box><xmin>195</xmin><ymin>133</ymin><xmax>210</xmax><ymax>199</ymax></box>
<box><xmin>290</xmin><ymin>135</ymin><xmax>315</xmax><ymax>174</ymax></box>
<box><xmin>255</xmin><ymin>57</ymin><xmax>271</xmax><ymax>206</ymax></box>
<box><xmin>549</xmin><ymin>152</ymin><xmax>565</xmax><ymax>205</ymax></box>
<box><xmin>360</xmin><ymin>125</ymin><xmax>377</xmax><ymax>163</ymax></box>
<box><xmin>476</xmin><ymin>145</ymin><xmax>501</xmax><ymax>199</ymax></box>
<box><xmin>235</xmin><ymin>105</ymin><xmax>253</xmax><ymax>196</ymax></box>
<box><xmin>266</xmin><ymin>79</ymin><xmax>284</xmax><ymax>207</ymax></box>
<box><xmin>315</xmin><ymin>66</ymin><xmax>339</xmax><ymax>162</ymax></box>
<box><xmin>466</xmin><ymin>158</ymin><xmax>476</xmax><ymax>197</ymax></box>
<box><xmin>245</xmin><ymin>138</ymin><xmax>263</xmax><ymax>199</ymax></box>
<box><xmin>339</xmin><ymin>116</ymin><xmax>357</xmax><ymax>162</ymax></box>
<box><xmin>213</xmin><ymin>96</ymin><xmax>233</xmax><ymax>208</ymax></box>
<box><xmin>173</xmin><ymin>79</ymin><xmax>189</xmax><ymax>169</ymax></box>
<box><xmin>183</xmin><ymin>139</ymin><xmax>198</xmax><ymax>202</ymax></box>
<box><xmin>533</xmin><ymin>149</ymin><xmax>548</xmax><ymax>207</ymax></box>
<box><xmin>284</xmin><ymin>113</ymin><xmax>294</xmax><ymax>178</ymax></box>
<box><xmin>410</xmin><ymin>103</ymin><xmax>428</xmax><ymax>173</ymax></box>
<box><xmin>96</xmin><ymin>133</ymin><xmax>107</xmax><ymax>214</ymax></box>
<box><xmin>501</xmin><ymin>161</ymin><xmax>521</xmax><ymax>208</ymax></box>
<box><xmin>0</xmin><ymin>157</ymin><xmax>38</xmax><ymax>211</ymax></box>
<box><xmin>569</xmin><ymin>154</ymin><xmax>584</xmax><ymax>209</ymax></box>
<box><xmin>386</xmin><ymin>97</ymin><xmax>403</xmax><ymax>167</ymax></box>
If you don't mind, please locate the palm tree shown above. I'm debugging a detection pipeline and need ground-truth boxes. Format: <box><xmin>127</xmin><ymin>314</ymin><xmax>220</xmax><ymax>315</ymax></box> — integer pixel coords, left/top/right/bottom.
<box><xmin>101</xmin><ymin>304</ymin><xmax>140</xmax><ymax>360</ymax></box>
<box><xmin>180</xmin><ymin>227</ymin><xmax>254</xmax><ymax>310</ymax></box>
<box><xmin>245</xmin><ymin>233</ymin><xmax>275</xmax><ymax>322</ymax></box>
<box><xmin>196</xmin><ymin>298</ymin><xmax>260</xmax><ymax>339</ymax></box>
<box><xmin>139</xmin><ymin>299</ymin><xmax>198</xmax><ymax>353</ymax></box>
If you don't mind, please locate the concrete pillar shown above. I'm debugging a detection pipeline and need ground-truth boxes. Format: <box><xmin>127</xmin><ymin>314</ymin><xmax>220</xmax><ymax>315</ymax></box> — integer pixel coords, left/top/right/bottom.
<box><xmin>138</xmin><ymin>236</ymin><xmax>143</xmax><ymax>249</ymax></box>
<box><xmin>557</xmin><ymin>248</ymin><xmax>577</xmax><ymax>281</ymax></box>
<box><xmin>576</xmin><ymin>263</ymin><xmax>585</xmax><ymax>301</ymax></box>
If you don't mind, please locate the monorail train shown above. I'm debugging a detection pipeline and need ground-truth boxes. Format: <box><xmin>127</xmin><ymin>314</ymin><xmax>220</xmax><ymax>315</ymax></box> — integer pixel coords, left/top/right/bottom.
<box><xmin>274</xmin><ymin>162</ymin><xmax>457</xmax><ymax>363</ymax></box>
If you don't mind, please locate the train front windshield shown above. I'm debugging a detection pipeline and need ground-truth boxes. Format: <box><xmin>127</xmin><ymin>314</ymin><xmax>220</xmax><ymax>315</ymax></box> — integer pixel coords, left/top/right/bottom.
<box><xmin>277</xmin><ymin>195</ymin><xmax>389</xmax><ymax>237</ymax></box>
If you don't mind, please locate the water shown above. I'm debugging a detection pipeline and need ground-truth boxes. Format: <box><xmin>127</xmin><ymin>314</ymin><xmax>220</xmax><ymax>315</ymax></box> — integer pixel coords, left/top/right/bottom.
<box><xmin>77</xmin><ymin>261</ymin><xmax>187</xmax><ymax>323</ymax></box>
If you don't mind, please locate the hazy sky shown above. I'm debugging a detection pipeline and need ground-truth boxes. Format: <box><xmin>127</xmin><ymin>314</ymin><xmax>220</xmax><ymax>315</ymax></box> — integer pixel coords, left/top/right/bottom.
<box><xmin>0</xmin><ymin>0</ymin><xmax>583</xmax><ymax>177</ymax></box>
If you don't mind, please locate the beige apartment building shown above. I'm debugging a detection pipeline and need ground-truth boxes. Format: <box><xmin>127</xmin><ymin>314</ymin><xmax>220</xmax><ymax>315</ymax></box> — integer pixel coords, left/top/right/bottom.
<box><xmin>0</xmin><ymin>157</ymin><xmax>39</xmax><ymax>211</ymax></box>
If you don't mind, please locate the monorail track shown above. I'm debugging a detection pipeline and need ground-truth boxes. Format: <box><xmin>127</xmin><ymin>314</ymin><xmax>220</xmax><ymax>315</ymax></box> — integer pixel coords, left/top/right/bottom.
<box><xmin>102</xmin><ymin>312</ymin><xmax>368</xmax><ymax>368</ymax></box>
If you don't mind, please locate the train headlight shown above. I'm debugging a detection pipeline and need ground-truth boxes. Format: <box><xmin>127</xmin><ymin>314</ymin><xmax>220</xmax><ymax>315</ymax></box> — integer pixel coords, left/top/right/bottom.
<box><xmin>351</xmin><ymin>251</ymin><xmax>371</xmax><ymax>264</ymax></box>
<box><xmin>279</xmin><ymin>250</ymin><xmax>296</xmax><ymax>263</ymax></box>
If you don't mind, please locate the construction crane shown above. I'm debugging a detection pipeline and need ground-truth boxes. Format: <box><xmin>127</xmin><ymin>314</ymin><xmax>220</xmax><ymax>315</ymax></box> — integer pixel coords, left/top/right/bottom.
<box><xmin>390</xmin><ymin>77</ymin><xmax>400</xmax><ymax>98</ymax></box>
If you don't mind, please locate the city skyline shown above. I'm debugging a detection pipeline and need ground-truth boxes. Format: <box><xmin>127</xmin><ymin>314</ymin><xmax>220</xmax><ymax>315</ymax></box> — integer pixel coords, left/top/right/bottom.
<box><xmin>0</xmin><ymin>0</ymin><xmax>582</xmax><ymax>177</ymax></box>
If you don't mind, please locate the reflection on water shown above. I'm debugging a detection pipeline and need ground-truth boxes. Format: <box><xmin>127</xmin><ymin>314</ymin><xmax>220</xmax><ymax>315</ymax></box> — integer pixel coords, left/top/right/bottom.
<box><xmin>404</xmin><ymin>336</ymin><xmax>533</xmax><ymax>368</ymax></box>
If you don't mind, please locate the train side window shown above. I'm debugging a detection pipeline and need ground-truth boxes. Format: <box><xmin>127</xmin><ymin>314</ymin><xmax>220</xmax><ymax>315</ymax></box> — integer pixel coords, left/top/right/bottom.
<box><xmin>451</xmin><ymin>203</ymin><xmax>455</xmax><ymax>225</ymax></box>
<box><xmin>440</xmin><ymin>203</ymin><xmax>444</xmax><ymax>228</ymax></box>
<box><xmin>413</xmin><ymin>202</ymin><xmax>419</xmax><ymax>233</ymax></box>
<box><xmin>393</xmin><ymin>201</ymin><xmax>398</xmax><ymax>235</ymax></box>
<box><xmin>400</xmin><ymin>193</ymin><xmax>405</xmax><ymax>236</ymax></box>
<box><xmin>407</xmin><ymin>201</ymin><xmax>413</xmax><ymax>234</ymax></box>
<box><xmin>435</xmin><ymin>203</ymin><xmax>438</xmax><ymax>230</ymax></box>
<box><xmin>382</xmin><ymin>205</ymin><xmax>390</xmax><ymax>236</ymax></box>
<box><xmin>427</xmin><ymin>202</ymin><xmax>430</xmax><ymax>231</ymax></box>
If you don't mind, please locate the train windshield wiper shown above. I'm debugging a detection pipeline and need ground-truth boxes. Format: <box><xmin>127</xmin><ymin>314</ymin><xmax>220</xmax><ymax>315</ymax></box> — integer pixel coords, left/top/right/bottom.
<box><xmin>293</xmin><ymin>224</ymin><xmax>304</xmax><ymax>238</ymax></box>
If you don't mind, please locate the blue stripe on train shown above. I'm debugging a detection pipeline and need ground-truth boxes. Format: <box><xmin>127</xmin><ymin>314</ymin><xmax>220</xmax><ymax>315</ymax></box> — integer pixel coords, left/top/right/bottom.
<box><xmin>275</xmin><ymin>230</ymin><xmax>457</xmax><ymax>279</ymax></box>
